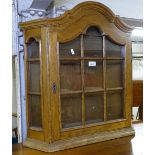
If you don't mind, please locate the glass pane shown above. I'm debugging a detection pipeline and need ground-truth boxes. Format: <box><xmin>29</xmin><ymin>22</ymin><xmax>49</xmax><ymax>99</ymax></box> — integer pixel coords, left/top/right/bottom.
<box><xmin>86</xmin><ymin>26</ymin><xmax>102</xmax><ymax>35</ymax></box>
<box><xmin>106</xmin><ymin>60</ymin><xmax>123</xmax><ymax>88</ymax></box>
<box><xmin>84</xmin><ymin>36</ymin><xmax>103</xmax><ymax>57</ymax></box>
<box><xmin>106</xmin><ymin>91</ymin><xmax>124</xmax><ymax>120</ymax></box>
<box><xmin>84</xmin><ymin>60</ymin><xmax>103</xmax><ymax>90</ymax></box>
<box><xmin>29</xmin><ymin>63</ymin><xmax>40</xmax><ymax>92</ymax></box>
<box><xmin>60</xmin><ymin>61</ymin><xmax>81</xmax><ymax>92</ymax></box>
<box><xmin>29</xmin><ymin>95</ymin><xmax>42</xmax><ymax>127</ymax></box>
<box><xmin>105</xmin><ymin>37</ymin><xmax>123</xmax><ymax>57</ymax></box>
<box><xmin>59</xmin><ymin>36</ymin><xmax>81</xmax><ymax>58</ymax></box>
<box><xmin>83</xmin><ymin>26</ymin><xmax>103</xmax><ymax>57</ymax></box>
<box><xmin>61</xmin><ymin>94</ymin><xmax>82</xmax><ymax>128</ymax></box>
<box><xmin>27</xmin><ymin>38</ymin><xmax>39</xmax><ymax>58</ymax></box>
<box><xmin>85</xmin><ymin>93</ymin><xmax>104</xmax><ymax>124</ymax></box>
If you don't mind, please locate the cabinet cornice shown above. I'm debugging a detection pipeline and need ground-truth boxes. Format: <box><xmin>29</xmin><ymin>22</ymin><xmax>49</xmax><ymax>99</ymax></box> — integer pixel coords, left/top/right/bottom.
<box><xmin>19</xmin><ymin>1</ymin><xmax>133</xmax><ymax>33</ymax></box>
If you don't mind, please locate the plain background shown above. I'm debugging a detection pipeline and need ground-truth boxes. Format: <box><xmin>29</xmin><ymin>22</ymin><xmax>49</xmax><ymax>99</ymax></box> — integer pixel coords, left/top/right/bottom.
<box><xmin>0</xmin><ymin>0</ymin><xmax>154</xmax><ymax>154</ymax></box>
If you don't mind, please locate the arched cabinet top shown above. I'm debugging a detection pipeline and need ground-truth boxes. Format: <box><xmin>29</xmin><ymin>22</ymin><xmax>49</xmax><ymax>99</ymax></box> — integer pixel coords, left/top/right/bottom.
<box><xmin>19</xmin><ymin>1</ymin><xmax>133</xmax><ymax>34</ymax></box>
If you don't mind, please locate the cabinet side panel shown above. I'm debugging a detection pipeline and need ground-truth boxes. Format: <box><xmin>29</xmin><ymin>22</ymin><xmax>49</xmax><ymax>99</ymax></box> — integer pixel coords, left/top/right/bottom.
<box><xmin>124</xmin><ymin>41</ymin><xmax>132</xmax><ymax>123</ymax></box>
<box><xmin>24</xmin><ymin>28</ymin><xmax>45</xmax><ymax>141</ymax></box>
<box><xmin>48</xmin><ymin>31</ymin><xmax>61</xmax><ymax>140</ymax></box>
<box><xmin>41</xmin><ymin>27</ymin><xmax>52</xmax><ymax>142</ymax></box>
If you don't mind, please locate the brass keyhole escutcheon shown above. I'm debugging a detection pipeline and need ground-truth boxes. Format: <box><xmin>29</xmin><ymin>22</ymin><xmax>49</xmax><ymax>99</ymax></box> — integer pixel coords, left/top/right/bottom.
<box><xmin>52</xmin><ymin>83</ymin><xmax>56</xmax><ymax>94</ymax></box>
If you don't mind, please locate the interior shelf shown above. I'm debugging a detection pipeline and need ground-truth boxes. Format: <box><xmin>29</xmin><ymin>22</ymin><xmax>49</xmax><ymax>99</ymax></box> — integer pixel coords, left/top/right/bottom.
<box><xmin>27</xmin><ymin>58</ymin><xmax>40</xmax><ymax>62</ymax></box>
<box><xmin>84</xmin><ymin>87</ymin><xmax>104</xmax><ymax>93</ymax></box>
<box><xmin>60</xmin><ymin>89</ymin><xmax>82</xmax><ymax>95</ymax></box>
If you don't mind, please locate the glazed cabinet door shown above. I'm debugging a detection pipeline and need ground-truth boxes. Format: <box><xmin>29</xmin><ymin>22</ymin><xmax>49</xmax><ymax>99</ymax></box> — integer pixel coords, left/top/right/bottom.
<box><xmin>57</xmin><ymin>26</ymin><xmax>126</xmax><ymax>135</ymax></box>
<box><xmin>27</xmin><ymin>38</ymin><xmax>42</xmax><ymax>128</ymax></box>
<box><xmin>25</xmin><ymin>33</ymin><xmax>44</xmax><ymax>140</ymax></box>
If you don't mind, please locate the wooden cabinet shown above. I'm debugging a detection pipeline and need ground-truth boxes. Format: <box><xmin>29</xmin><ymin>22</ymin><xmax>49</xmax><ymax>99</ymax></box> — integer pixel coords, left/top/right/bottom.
<box><xmin>20</xmin><ymin>1</ymin><xmax>134</xmax><ymax>152</ymax></box>
<box><xmin>132</xmin><ymin>80</ymin><xmax>143</xmax><ymax>120</ymax></box>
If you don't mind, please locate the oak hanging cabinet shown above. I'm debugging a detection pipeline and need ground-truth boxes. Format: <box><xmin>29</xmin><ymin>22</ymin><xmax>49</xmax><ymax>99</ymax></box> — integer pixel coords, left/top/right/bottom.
<box><xmin>20</xmin><ymin>1</ymin><xmax>135</xmax><ymax>152</ymax></box>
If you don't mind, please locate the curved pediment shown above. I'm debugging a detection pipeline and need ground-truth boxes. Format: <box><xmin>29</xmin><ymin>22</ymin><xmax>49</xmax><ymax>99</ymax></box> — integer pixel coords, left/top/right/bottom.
<box><xmin>19</xmin><ymin>1</ymin><xmax>133</xmax><ymax>33</ymax></box>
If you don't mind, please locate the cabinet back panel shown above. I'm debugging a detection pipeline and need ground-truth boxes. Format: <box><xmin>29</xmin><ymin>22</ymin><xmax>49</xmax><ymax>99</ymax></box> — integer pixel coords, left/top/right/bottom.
<box><xmin>60</xmin><ymin>61</ymin><xmax>82</xmax><ymax>91</ymax></box>
<box><xmin>61</xmin><ymin>94</ymin><xmax>82</xmax><ymax>128</ymax></box>
<box><xmin>59</xmin><ymin>36</ymin><xmax>81</xmax><ymax>58</ymax></box>
<box><xmin>84</xmin><ymin>60</ymin><xmax>103</xmax><ymax>89</ymax></box>
<box><xmin>105</xmin><ymin>37</ymin><xmax>123</xmax><ymax>57</ymax></box>
<box><xmin>106</xmin><ymin>60</ymin><xmax>123</xmax><ymax>88</ymax></box>
<box><xmin>29</xmin><ymin>63</ymin><xmax>40</xmax><ymax>92</ymax></box>
<box><xmin>85</xmin><ymin>93</ymin><xmax>104</xmax><ymax>124</ymax></box>
<box><xmin>27</xmin><ymin>38</ymin><xmax>39</xmax><ymax>58</ymax></box>
<box><xmin>29</xmin><ymin>95</ymin><xmax>42</xmax><ymax>127</ymax></box>
<box><xmin>106</xmin><ymin>91</ymin><xmax>124</xmax><ymax>120</ymax></box>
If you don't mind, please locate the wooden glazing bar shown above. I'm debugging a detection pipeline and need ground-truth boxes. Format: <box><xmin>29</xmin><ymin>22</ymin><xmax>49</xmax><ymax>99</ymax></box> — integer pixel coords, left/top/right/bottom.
<box><xmin>83</xmin><ymin>57</ymin><xmax>104</xmax><ymax>60</ymax></box>
<box><xmin>122</xmin><ymin>46</ymin><xmax>126</xmax><ymax>118</ymax></box>
<box><xmin>60</xmin><ymin>57</ymin><xmax>81</xmax><ymax>61</ymax></box>
<box><xmin>106</xmin><ymin>87</ymin><xmax>124</xmax><ymax>91</ymax></box>
<box><xmin>106</xmin><ymin>57</ymin><xmax>124</xmax><ymax>60</ymax></box>
<box><xmin>84</xmin><ymin>88</ymin><xmax>104</xmax><ymax>93</ymax></box>
<box><xmin>60</xmin><ymin>57</ymin><xmax>105</xmax><ymax>61</ymax></box>
<box><xmin>103</xmin><ymin>36</ymin><xmax>107</xmax><ymax>121</ymax></box>
<box><xmin>59</xmin><ymin>48</ymin><xmax>80</xmax><ymax>51</ymax></box>
<box><xmin>39</xmin><ymin>40</ymin><xmax>44</xmax><ymax>131</ymax></box>
<box><xmin>81</xmin><ymin>35</ymin><xmax>85</xmax><ymax>126</ymax></box>
<box><xmin>60</xmin><ymin>90</ymin><xmax>82</xmax><ymax>95</ymax></box>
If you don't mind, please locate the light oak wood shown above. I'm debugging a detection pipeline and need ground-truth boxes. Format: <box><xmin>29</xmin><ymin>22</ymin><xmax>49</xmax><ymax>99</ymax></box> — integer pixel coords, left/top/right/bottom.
<box><xmin>132</xmin><ymin>80</ymin><xmax>143</xmax><ymax>121</ymax></box>
<box><xmin>48</xmin><ymin>31</ymin><xmax>61</xmax><ymax>141</ymax></box>
<box><xmin>19</xmin><ymin>2</ymin><xmax>133</xmax><ymax>33</ymax></box>
<box><xmin>23</xmin><ymin>127</ymin><xmax>134</xmax><ymax>152</ymax></box>
<box><xmin>132</xmin><ymin>80</ymin><xmax>143</xmax><ymax>107</ymax></box>
<box><xmin>20</xmin><ymin>1</ymin><xmax>134</xmax><ymax>152</ymax></box>
<box><xmin>41</xmin><ymin>27</ymin><xmax>52</xmax><ymax>142</ymax></box>
<box><xmin>12</xmin><ymin>123</ymin><xmax>143</xmax><ymax>155</ymax></box>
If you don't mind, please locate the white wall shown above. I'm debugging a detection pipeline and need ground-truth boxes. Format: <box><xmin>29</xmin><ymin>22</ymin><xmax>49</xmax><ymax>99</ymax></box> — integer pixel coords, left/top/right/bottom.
<box><xmin>17</xmin><ymin>0</ymin><xmax>33</xmax><ymax>11</ymax></box>
<box><xmin>132</xmin><ymin>42</ymin><xmax>143</xmax><ymax>80</ymax></box>
<box><xmin>12</xmin><ymin>58</ymin><xmax>17</xmax><ymax>132</ymax></box>
<box><xmin>132</xmin><ymin>42</ymin><xmax>143</xmax><ymax>120</ymax></box>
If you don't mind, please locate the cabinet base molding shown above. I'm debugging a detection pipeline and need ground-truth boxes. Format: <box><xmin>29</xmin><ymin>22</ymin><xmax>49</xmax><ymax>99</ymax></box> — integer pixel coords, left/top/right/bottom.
<box><xmin>23</xmin><ymin>127</ymin><xmax>135</xmax><ymax>152</ymax></box>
